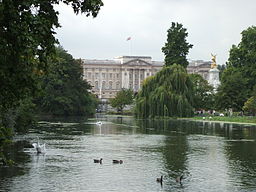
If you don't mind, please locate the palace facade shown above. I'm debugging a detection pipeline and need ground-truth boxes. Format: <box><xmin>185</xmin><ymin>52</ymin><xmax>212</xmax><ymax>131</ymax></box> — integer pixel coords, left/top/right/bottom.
<box><xmin>82</xmin><ymin>56</ymin><xmax>211</xmax><ymax>101</ymax></box>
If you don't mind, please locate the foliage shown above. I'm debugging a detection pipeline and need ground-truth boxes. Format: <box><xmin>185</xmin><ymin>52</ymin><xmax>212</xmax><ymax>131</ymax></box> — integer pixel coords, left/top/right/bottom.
<box><xmin>36</xmin><ymin>46</ymin><xmax>98</xmax><ymax>116</ymax></box>
<box><xmin>0</xmin><ymin>0</ymin><xmax>103</xmax><ymax>112</ymax></box>
<box><xmin>217</xmin><ymin>64</ymin><xmax>226</xmax><ymax>81</ymax></box>
<box><xmin>227</xmin><ymin>26</ymin><xmax>256</xmax><ymax>94</ymax></box>
<box><xmin>135</xmin><ymin>64</ymin><xmax>194</xmax><ymax>118</ymax></box>
<box><xmin>215</xmin><ymin>67</ymin><xmax>249</xmax><ymax>111</ymax></box>
<box><xmin>110</xmin><ymin>88</ymin><xmax>134</xmax><ymax>113</ymax></box>
<box><xmin>14</xmin><ymin>98</ymin><xmax>37</xmax><ymax>133</ymax></box>
<box><xmin>161</xmin><ymin>22</ymin><xmax>193</xmax><ymax>68</ymax></box>
<box><xmin>243</xmin><ymin>96</ymin><xmax>256</xmax><ymax>116</ymax></box>
<box><xmin>189</xmin><ymin>74</ymin><xmax>214</xmax><ymax>110</ymax></box>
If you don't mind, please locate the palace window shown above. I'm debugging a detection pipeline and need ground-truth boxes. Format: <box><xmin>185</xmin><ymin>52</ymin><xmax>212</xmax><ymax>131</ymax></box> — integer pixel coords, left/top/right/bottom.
<box><xmin>116</xmin><ymin>82</ymin><xmax>120</xmax><ymax>89</ymax></box>
<box><xmin>95</xmin><ymin>81</ymin><xmax>99</xmax><ymax>89</ymax></box>
<box><xmin>109</xmin><ymin>81</ymin><xmax>113</xmax><ymax>90</ymax></box>
<box><xmin>102</xmin><ymin>81</ymin><xmax>106</xmax><ymax>90</ymax></box>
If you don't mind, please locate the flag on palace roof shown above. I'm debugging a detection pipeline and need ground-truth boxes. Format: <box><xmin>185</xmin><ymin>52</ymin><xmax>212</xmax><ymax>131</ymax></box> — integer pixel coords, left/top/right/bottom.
<box><xmin>126</xmin><ymin>37</ymin><xmax>131</xmax><ymax>41</ymax></box>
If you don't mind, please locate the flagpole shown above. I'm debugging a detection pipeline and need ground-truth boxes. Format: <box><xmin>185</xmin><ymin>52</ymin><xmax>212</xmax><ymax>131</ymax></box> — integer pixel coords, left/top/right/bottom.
<box><xmin>129</xmin><ymin>39</ymin><xmax>132</xmax><ymax>56</ymax></box>
<box><xmin>126</xmin><ymin>36</ymin><xmax>132</xmax><ymax>56</ymax></box>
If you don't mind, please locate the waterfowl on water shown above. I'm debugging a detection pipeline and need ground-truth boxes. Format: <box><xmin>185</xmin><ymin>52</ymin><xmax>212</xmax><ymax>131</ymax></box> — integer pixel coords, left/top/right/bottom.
<box><xmin>112</xmin><ymin>160</ymin><xmax>123</xmax><ymax>164</ymax></box>
<box><xmin>32</xmin><ymin>136</ymin><xmax>46</xmax><ymax>154</ymax></box>
<box><xmin>176</xmin><ymin>175</ymin><xmax>183</xmax><ymax>184</ymax></box>
<box><xmin>94</xmin><ymin>158</ymin><xmax>103</xmax><ymax>164</ymax></box>
<box><xmin>156</xmin><ymin>175</ymin><xmax>163</xmax><ymax>183</ymax></box>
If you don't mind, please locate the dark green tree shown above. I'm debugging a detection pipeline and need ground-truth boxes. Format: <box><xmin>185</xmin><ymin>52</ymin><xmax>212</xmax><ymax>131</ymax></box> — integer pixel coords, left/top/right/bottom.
<box><xmin>215</xmin><ymin>67</ymin><xmax>249</xmax><ymax>111</ymax></box>
<box><xmin>0</xmin><ymin>0</ymin><xmax>103</xmax><ymax>112</ymax></box>
<box><xmin>243</xmin><ymin>96</ymin><xmax>256</xmax><ymax>116</ymax></box>
<box><xmin>227</xmin><ymin>26</ymin><xmax>256</xmax><ymax>93</ymax></box>
<box><xmin>110</xmin><ymin>88</ymin><xmax>134</xmax><ymax>113</ymax></box>
<box><xmin>135</xmin><ymin>64</ymin><xmax>194</xmax><ymax>118</ymax></box>
<box><xmin>36</xmin><ymin>46</ymin><xmax>98</xmax><ymax>116</ymax></box>
<box><xmin>161</xmin><ymin>22</ymin><xmax>193</xmax><ymax>68</ymax></box>
<box><xmin>217</xmin><ymin>64</ymin><xmax>226</xmax><ymax>81</ymax></box>
<box><xmin>190</xmin><ymin>74</ymin><xmax>214</xmax><ymax>110</ymax></box>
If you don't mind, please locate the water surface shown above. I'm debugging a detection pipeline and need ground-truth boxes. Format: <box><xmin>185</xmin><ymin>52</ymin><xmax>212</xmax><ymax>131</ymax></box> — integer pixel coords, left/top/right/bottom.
<box><xmin>0</xmin><ymin>115</ymin><xmax>256</xmax><ymax>192</ymax></box>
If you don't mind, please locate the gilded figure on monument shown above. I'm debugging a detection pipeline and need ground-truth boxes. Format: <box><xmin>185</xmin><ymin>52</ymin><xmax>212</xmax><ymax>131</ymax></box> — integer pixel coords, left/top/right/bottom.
<box><xmin>211</xmin><ymin>53</ymin><xmax>217</xmax><ymax>69</ymax></box>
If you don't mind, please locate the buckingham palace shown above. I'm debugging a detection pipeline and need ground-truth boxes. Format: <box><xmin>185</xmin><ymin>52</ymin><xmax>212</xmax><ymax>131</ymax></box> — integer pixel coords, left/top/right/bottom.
<box><xmin>82</xmin><ymin>56</ymin><xmax>211</xmax><ymax>101</ymax></box>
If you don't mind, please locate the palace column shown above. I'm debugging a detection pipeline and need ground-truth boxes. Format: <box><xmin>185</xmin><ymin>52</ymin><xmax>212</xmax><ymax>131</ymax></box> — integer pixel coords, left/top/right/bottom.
<box><xmin>132</xmin><ymin>69</ymin><xmax>135</xmax><ymax>91</ymax></box>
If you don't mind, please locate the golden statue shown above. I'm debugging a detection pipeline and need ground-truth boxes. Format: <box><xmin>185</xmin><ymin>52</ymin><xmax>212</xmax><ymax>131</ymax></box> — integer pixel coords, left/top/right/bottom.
<box><xmin>211</xmin><ymin>53</ymin><xmax>217</xmax><ymax>69</ymax></box>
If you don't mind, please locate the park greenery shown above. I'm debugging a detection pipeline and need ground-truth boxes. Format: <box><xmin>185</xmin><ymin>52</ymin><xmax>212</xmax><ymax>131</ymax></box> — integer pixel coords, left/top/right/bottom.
<box><xmin>216</xmin><ymin>26</ymin><xmax>256</xmax><ymax>112</ymax></box>
<box><xmin>162</xmin><ymin>22</ymin><xmax>193</xmax><ymax>68</ymax></box>
<box><xmin>190</xmin><ymin>74</ymin><xmax>214</xmax><ymax>111</ymax></box>
<box><xmin>0</xmin><ymin>0</ymin><xmax>103</xmax><ymax>165</ymax></box>
<box><xmin>109</xmin><ymin>88</ymin><xmax>134</xmax><ymax>113</ymax></box>
<box><xmin>136</xmin><ymin>22</ymin><xmax>194</xmax><ymax>118</ymax></box>
<box><xmin>36</xmin><ymin>46</ymin><xmax>98</xmax><ymax>116</ymax></box>
<box><xmin>135</xmin><ymin>64</ymin><xmax>194</xmax><ymax>118</ymax></box>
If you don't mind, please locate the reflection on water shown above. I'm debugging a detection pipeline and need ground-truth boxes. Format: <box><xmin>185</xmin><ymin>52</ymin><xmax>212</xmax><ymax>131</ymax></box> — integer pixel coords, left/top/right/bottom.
<box><xmin>0</xmin><ymin>115</ymin><xmax>256</xmax><ymax>192</ymax></box>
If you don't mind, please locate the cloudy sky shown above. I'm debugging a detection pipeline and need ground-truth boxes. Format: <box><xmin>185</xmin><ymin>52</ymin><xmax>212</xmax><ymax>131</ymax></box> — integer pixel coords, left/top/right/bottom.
<box><xmin>55</xmin><ymin>0</ymin><xmax>256</xmax><ymax>65</ymax></box>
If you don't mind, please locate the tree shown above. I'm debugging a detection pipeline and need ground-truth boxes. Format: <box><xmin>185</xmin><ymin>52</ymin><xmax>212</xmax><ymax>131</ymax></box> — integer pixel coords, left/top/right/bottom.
<box><xmin>0</xmin><ymin>0</ymin><xmax>103</xmax><ymax>112</ymax></box>
<box><xmin>161</xmin><ymin>22</ymin><xmax>193</xmax><ymax>68</ymax></box>
<box><xmin>217</xmin><ymin>64</ymin><xmax>226</xmax><ymax>81</ymax></box>
<box><xmin>135</xmin><ymin>64</ymin><xmax>194</xmax><ymax>118</ymax></box>
<box><xmin>190</xmin><ymin>74</ymin><xmax>214</xmax><ymax>110</ymax></box>
<box><xmin>110</xmin><ymin>88</ymin><xmax>134</xmax><ymax>113</ymax></box>
<box><xmin>36</xmin><ymin>46</ymin><xmax>98</xmax><ymax>116</ymax></box>
<box><xmin>215</xmin><ymin>67</ymin><xmax>249</xmax><ymax>111</ymax></box>
<box><xmin>243</xmin><ymin>96</ymin><xmax>256</xmax><ymax>116</ymax></box>
<box><xmin>227</xmin><ymin>26</ymin><xmax>256</xmax><ymax>94</ymax></box>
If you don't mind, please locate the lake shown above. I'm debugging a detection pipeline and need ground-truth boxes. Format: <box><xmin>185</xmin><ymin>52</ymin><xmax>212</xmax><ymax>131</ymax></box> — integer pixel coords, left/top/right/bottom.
<box><xmin>0</xmin><ymin>115</ymin><xmax>256</xmax><ymax>192</ymax></box>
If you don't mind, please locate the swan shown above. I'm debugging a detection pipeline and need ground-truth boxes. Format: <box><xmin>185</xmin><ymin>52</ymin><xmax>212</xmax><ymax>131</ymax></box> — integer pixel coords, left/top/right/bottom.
<box><xmin>32</xmin><ymin>137</ymin><xmax>46</xmax><ymax>154</ymax></box>
<box><xmin>96</xmin><ymin>121</ymin><xmax>102</xmax><ymax>125</ymax></box>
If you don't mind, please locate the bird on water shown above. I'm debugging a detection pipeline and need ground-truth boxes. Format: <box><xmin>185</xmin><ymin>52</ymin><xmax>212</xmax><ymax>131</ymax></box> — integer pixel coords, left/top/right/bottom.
<box><xmin>176</xmin><ymin>175</ymin><xmax>184</xmax><ymax>184</ymax></box>
<box><xmin>94</xmin><ymin>158</ymin><xmax>103</xmax><ymax>164</ymax></box>
<box><xmin>112</xmin><ymin>160</ymin><xmax>123</xmax><ymax>164</ymax></box>
<box><xmin>156</xmin><ymin>175</ymin><xmax>163</xmax><ymax>184</ymax></box>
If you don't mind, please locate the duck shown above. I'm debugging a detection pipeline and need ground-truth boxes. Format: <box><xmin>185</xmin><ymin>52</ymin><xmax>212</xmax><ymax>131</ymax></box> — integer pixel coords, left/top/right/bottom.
<box><xmin>94</xmin><ymin>158</ymin><xmax>103</xmax><ymax>164</ymax></box>
<box><xmin>176</xmin><ymin>175</ymin><xmax>183</xmax><ymax>184</ymax></box>
<box><xmin>112</xmin><ymin>160</ymin><xmax>123</xmax><ymax>164</ymax></box>
<box><xmin>156</xmin><ymin>175</ymin><xmax>163</xmax><ymax>183</ymax></box>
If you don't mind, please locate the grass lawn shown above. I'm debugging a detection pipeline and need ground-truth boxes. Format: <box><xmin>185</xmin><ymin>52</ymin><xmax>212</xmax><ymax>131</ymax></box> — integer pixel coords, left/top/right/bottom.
<box><xmin>190</xmin><ymin>116</ymin><xmax>256</xmax><ymax>124</ymax></box>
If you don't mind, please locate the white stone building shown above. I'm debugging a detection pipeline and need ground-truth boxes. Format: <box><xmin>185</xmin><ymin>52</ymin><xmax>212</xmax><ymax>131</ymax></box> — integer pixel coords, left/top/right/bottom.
<box><xmin>82</xmin><ymin>56</ymin><xmax>212</xmax><ymax>101</ymax></box>
<box><xmin>82</xmin><ymin>56</ymin><xmax>162</xmax><ymax>101</ymax></box>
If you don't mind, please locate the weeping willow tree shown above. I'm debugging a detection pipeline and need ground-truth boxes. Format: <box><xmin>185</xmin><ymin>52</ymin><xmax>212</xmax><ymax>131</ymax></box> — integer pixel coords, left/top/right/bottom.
<box><xmin>135</xmin><ymin>64</ymin><xmax>194</xmax><ymax>118</ymax></box>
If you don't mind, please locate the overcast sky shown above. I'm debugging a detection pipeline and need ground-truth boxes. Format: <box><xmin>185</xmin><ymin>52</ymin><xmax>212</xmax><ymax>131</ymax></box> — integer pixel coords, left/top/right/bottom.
<box><xmin>55</xmin><ymin>0</ymin><xmax>256</xmax><ymax>65</ymax></box>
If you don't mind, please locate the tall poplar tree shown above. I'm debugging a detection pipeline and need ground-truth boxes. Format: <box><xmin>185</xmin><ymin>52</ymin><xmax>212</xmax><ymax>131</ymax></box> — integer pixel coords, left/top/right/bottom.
<box><xmin>162</xmin><ymin>22</ymin><xmax>193</xmax><ymax>68</ymax></box>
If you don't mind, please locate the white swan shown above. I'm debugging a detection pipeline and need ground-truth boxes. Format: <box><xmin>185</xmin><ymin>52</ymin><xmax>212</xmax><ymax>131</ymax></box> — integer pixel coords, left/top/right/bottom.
<box><xmin>96</xmin><ymin>121</ymin><xmax>102</xmax><ymax>126</ymax></box>
<box><xmin>32</xmin><ymin>137</ymin><xmax>46</xmax><ymax>154</ymax></box>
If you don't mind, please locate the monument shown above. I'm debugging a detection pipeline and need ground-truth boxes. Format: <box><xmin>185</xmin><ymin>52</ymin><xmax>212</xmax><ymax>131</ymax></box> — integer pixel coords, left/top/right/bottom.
<box><xmin>208</xmin><ymin>54</ymin><xmax>220</xmax><ymax>91</ymax></box>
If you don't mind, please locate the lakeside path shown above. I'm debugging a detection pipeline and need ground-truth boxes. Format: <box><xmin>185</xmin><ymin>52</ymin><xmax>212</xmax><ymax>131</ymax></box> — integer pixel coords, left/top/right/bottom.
<box><xmin>180</xmin><ymin>118</ymin><xmax>256</xmax><ymax>126</ymax></box>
